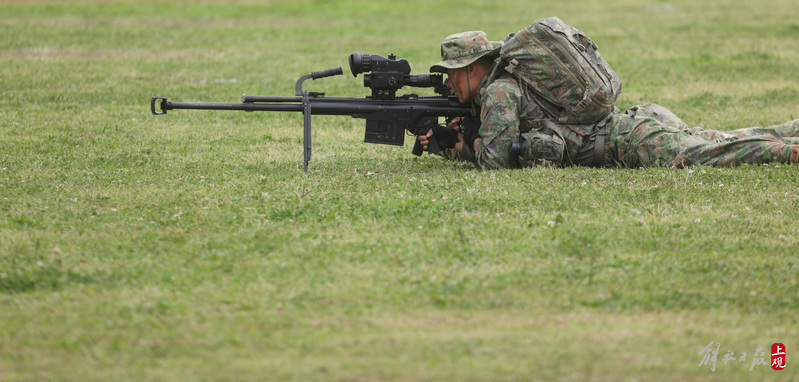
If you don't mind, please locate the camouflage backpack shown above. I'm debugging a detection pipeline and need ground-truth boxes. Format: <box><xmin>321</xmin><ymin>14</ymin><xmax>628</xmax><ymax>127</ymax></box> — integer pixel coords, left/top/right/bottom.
<box><xmin>492</xmin><ymin>17</ymin><xmax>622</xmax><ymax>125</ymax></box>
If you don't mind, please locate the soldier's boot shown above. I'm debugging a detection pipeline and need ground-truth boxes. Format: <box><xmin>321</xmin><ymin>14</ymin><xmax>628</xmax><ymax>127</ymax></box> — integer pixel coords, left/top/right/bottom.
<box><xmin>792</xmin><ymin>145</ymin><xmax>799</xmax><ymax>164</ymax></box>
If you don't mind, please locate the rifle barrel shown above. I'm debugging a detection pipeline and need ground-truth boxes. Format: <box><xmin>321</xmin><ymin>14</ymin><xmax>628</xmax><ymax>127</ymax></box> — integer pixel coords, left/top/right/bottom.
<box><xmin>156</xmin><ymin>96</ymin><xmax>470</xmax><ymax>117</ymax></box>
<box><xmin>164</xmin><ymin>100</ymin><xmax>303</xmax><ymax>112</ymax></box>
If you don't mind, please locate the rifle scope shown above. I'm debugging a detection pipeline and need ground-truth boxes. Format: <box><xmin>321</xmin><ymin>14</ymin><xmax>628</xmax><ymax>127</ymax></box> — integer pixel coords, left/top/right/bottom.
<box><xmin>348</xmin><ymin>52</ymin><xmax>445</xmax><ymax>99</ymax></box>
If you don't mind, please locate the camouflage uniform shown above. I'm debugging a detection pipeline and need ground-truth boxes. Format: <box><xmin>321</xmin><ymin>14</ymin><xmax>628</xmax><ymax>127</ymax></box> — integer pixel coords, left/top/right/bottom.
<box><xmin>606</xmin><ymin>103</ymin><xmax>799</xmax><ymax>168</ymax></box>
<box><xmin>430</xmin><ymin>31</ymin><xmax>799</xmax><ymax>169</ymax></box>
<box><xmin>460</xmin><ymin>74</ymin><xmax>799</xmax><ymax>169</ymax></box>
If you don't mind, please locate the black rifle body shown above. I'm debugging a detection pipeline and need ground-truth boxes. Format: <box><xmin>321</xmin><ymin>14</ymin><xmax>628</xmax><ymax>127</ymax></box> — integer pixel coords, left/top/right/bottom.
<box><xmin>151</xmin><ymin>53</ymin><xmax>476</xmax><ymax>171</ymax></box>
<box><xmin>154</xmin><ymin>94</ymin><xmax>472</xmax><ymax>143</ymax></box>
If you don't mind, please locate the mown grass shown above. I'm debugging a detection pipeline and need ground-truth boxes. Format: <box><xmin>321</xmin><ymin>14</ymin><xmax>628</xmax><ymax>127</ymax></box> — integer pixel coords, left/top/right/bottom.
<box><xmin>1</xmin><ymin>0</ymin><xmax>798</xmax><ymax>380</ymax></box>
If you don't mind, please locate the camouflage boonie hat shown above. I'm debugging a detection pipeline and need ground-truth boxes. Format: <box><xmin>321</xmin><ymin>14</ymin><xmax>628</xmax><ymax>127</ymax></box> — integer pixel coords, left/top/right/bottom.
<box><xmin>430</xmin><ymin>31</ymin><xmax>503</xmax><ymax>73</ymax></box>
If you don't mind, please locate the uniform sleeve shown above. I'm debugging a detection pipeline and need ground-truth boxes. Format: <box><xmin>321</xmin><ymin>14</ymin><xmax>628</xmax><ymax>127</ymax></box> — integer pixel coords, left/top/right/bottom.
<box><xmin>472</xmin><ymin>80</ymin><xmax>523</xmax><ymax>170</ymax></box>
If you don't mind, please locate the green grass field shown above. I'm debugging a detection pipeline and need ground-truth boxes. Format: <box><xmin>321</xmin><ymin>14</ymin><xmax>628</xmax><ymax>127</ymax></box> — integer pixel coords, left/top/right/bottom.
<box><xmin>1</xmin><ymin>0</ymin><xmax>798</xmax><ymax>380</ymax></box>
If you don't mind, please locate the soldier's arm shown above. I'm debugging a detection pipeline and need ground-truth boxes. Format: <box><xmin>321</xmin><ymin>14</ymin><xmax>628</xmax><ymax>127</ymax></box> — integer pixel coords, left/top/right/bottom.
<box><xmin>469</xmin><ymin>80</ymin><xmax>522</xmax><ymax>169</ymax></box>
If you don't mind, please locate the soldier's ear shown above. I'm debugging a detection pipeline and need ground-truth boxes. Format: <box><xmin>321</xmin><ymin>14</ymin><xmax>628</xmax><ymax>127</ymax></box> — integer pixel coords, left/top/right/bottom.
<box><xmin>468</xmin><ymin>64</ymin><xmax>481</xmax><ymax>79</ymax></box>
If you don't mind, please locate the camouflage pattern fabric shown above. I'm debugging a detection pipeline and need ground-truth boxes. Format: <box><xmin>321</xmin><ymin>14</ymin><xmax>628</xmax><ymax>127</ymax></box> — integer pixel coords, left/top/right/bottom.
<box><xmin>495</xmin><ymin>17</ymin><xmax>622</xmax><ymax>125</ymax></box>
<box><xmin>430</xmin><ymin>31</ymin><xmax>503</xmax><ymax>73</ymax></box>
<box><xmin>458</xmin><ymin>75</ymin><xmax>799</xmax><ymax>169</ymax></box>
<box><xmin>606</xmin><ymin>103</ymin><xmax>799</xmax><ymax>168</ymax></box>
<box><xmin>433</xmin><ymin>31</ymin><xmax>799</xmax><ymax>169</ymax></box>
<box><xmin>457</xmin><ymin>74</ymin><xmax>547</xmax><ymax>169</ymax></box>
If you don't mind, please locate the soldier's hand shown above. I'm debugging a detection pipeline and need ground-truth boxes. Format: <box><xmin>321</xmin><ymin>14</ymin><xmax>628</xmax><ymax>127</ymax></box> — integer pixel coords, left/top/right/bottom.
<box><xmin>417</xmin><ymin>128</ymin><xmax>434</xmax><ymax>151</ymax></box>
<box><xmin>461</xmin><ymin>117</ymin><xmax>481</xmax><ymax>150</ymax></box>
<box><xmin>447</xmin><ymin>117</ymin><xmax>463</xmax><ymax>130</ymax></box>
<box><xmin>418</xmin><ymin>124</ymin><xmax>459</xmax><ymax>151</ymax></box>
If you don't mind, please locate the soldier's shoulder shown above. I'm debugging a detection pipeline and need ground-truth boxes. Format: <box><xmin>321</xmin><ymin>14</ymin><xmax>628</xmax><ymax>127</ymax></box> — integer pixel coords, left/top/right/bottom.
<box><xmin>482</xmin><ymin>76</ymin><xmax>522</xmax><ymax>104</ymax></box>
<box><xmin>486</xmin><ymin>75</ymin><xmax>521</xmax><ymax>91</ymax></box>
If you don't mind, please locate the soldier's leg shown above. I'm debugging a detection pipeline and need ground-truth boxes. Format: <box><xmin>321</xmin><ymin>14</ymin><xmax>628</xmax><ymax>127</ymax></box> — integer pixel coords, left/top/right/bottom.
<box><xmin>624</xmin><ymin>103</ymin><xmax>689</xmax><ymax>129</ymax></box>
<box><xmin>630</xmin><ymin>103</ymin><xmax>799</xmax><ymax>140</ymax></box>
<box><xmin>725</xmin><ymin>119</ymin><xmax>799</xmax><ymax>139</ymax></box>
<box><xmin>610</xmin><ymin>116</ymin><xmax>795</xmax><ymax>168</ymax></box>
<box><xmin>691</xmin><ymin>119</ymin><xmax>799</xmax><ymax>141</ymax></box>
<box><xmin>677</xmin><ymin>134</ymin><xmax>795</xmax><ymax>167</ymax></box>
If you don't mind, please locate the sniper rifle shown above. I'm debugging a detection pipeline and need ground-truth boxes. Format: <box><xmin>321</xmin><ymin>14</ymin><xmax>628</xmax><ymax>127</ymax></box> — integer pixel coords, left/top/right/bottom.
<box><xmin>151</xmin><ymin>52</ymin><xmax>476</xmax><ymax>171</ymax></box>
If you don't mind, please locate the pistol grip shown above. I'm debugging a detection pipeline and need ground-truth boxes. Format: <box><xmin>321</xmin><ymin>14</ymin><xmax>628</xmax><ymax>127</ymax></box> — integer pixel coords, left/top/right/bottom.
<box><xmin>411</xmin><ymin>134</ymin><xmax>441</xmax><ymax>156</ymax></box>
<box><xmin>427</xmin><ymin>136</ymin><xmax>441</xmax><ymax>154</ymax></box>
<box><xmin>412</xmin><ymin>139</ymin><xmax>425</xmax><ymax>156</ymax></box>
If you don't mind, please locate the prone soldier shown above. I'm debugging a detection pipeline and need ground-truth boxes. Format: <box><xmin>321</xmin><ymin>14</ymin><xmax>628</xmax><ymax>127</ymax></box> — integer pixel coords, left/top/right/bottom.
<box><xmin>418</xmin><ymin>21</ymin><xmax>799</xmax><ymax>169</ymax></box>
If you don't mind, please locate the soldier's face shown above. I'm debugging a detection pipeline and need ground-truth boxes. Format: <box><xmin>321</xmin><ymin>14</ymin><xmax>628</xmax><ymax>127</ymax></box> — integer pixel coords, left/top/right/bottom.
<box><xmin>447</xmin><ymin>66</ymin><xmax>474</xmax><ymax>104</ymax></box>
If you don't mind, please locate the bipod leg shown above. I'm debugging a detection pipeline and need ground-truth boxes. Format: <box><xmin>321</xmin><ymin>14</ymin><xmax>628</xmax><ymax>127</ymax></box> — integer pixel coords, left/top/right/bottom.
<box><xmin>302</xmin><ymin>91</ymin><xmax>312</xmax><ymax>172</ymax></box>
